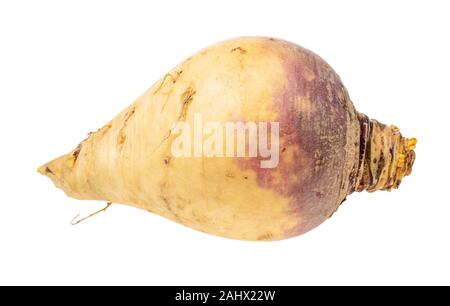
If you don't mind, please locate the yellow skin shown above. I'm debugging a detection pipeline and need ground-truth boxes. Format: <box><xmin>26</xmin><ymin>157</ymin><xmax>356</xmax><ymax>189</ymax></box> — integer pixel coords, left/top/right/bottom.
<box><xmin>39</xmin><ymin>37</ymin><xmax>416</xmax><ymax>240</ymax></box>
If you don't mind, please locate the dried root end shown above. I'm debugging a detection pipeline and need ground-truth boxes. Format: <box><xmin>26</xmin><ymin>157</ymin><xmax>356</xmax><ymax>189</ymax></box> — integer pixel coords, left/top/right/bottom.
<box><xmin>353</xmin><ymin>114</ymin><xmax>416</xmax><ymax>193</ymax></box>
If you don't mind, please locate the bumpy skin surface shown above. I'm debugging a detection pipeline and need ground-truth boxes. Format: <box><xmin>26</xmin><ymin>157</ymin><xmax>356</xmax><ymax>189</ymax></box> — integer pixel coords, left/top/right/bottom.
<box><xmin>39</xmin><ymin>38</ymin><xmax>396</xmax><ymax>240</ymax></box>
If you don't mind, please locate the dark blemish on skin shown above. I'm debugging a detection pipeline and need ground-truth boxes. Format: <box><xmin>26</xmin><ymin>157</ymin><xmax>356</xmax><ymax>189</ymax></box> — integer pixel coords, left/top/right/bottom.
<box><xmin>152</xmin><ymin>86</ymin><xmax>196</xmax><ymax>154</ymax></box>
<box><xmin>88</xmin><ymin>123</ymin><xmax>112</xmax><ymax>138</ymax></box>
<box><xmin>375</xmin><ymin>151</ymin><xmax>386</xmax><ymax>180</ymax></box>
<box><xmin>315</xmin><ymin>191</ymin><xmax>324</xmax><ymax>198</ymax></box>
<box><xmin>118</xmin><ymin>106</ymin><xmax>136</xmax><ymax>145</ymax></box>
<box><xmin>72</xmin><ymin>145</ymin><xmax>81</xmax><ymax>160</ymax></box>
<box><xmin>71</xmin><ymin>135</ymin><xmax>90</xmax><ymax>163</ymax></box>
<box><xmin>153</xmin><ymin>71</ymin><xmax>183</xmax><ymax>94</ymax></box>
<box><xmin>84</xmin><ymin>123</ymin><xmax>111</xmax><ymax>141</ymax></box>
<box><xmin>119</xmin><ymin>135</ymin><xmax>126</xmax><ymax>144</ymax></box>
<box><xmin>154</xmin><ymin>74</ymin><xmax>172</xmax><ymax>94</ymax></box>
<box><xmin>178</xmin><ymin>85</ymin><xmax>196</xmax><ymax>121</ymax></box>
<box><xmin>281</xmin><ymin>147</ymin><xmax>286</xmax><ymax>153</ymax></box>
<box><xmin>231</xmin><ymin>46</ymin><xmax>247</xmax><ymax>54</ymax></box>
<box><xmin>45</xmin><ymin>167</ymin><xmax>54</xmax><ymax>175</ymax></box>
<box><xmin>151</xmin><ymin>128</ymin><xmax>173</xmax><ymax>154</ymax></box>
<box><xmin>244</xmin><ymin>176</ymin><xmax>248</xmax><ymax>180</ymax></box>
<box><xmin>164</xmin><ymin>156</ymin><xmax>171</xmax><ymax>165</ymax></box>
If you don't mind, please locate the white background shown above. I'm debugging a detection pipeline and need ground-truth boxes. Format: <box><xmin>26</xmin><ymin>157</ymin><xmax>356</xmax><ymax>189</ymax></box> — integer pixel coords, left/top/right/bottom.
<box><xmin>0</xmin><ymin>0</ymin><xmax>449</xmax><ymax>285</ymax></box>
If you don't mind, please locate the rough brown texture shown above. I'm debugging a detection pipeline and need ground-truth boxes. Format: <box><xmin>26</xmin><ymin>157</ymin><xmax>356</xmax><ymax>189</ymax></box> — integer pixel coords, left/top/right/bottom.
<box><xmin>353</xmin><ymin>114</ymin><xmax>416</xmax><ymax>192</ymax></box>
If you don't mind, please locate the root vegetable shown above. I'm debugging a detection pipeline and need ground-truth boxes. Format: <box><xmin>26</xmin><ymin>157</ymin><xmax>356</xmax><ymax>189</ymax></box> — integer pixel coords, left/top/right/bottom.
<box><xmin>38</xmin><ymin>37</ymin><xmax>416</xmax><ymax>241</ymax></box>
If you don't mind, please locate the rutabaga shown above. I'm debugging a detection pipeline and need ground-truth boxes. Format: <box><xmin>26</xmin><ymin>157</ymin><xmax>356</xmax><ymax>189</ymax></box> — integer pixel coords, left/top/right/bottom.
<box><xmin>39</xmin><ymin>37</ymin><xmax>416</xmax><ymax>241</ymax></box>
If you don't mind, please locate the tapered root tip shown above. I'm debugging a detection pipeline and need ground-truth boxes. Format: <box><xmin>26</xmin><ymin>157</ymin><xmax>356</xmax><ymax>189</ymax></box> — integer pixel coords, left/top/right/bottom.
<box><xmin>37</xmin><ymin>154</ymin><xmax>75</xmax><ymax>193</ymax></box>
<box><xmin>37</xmin><ymin>164</ymin><xmax>54</xmax><ymax>176</ymax></box>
